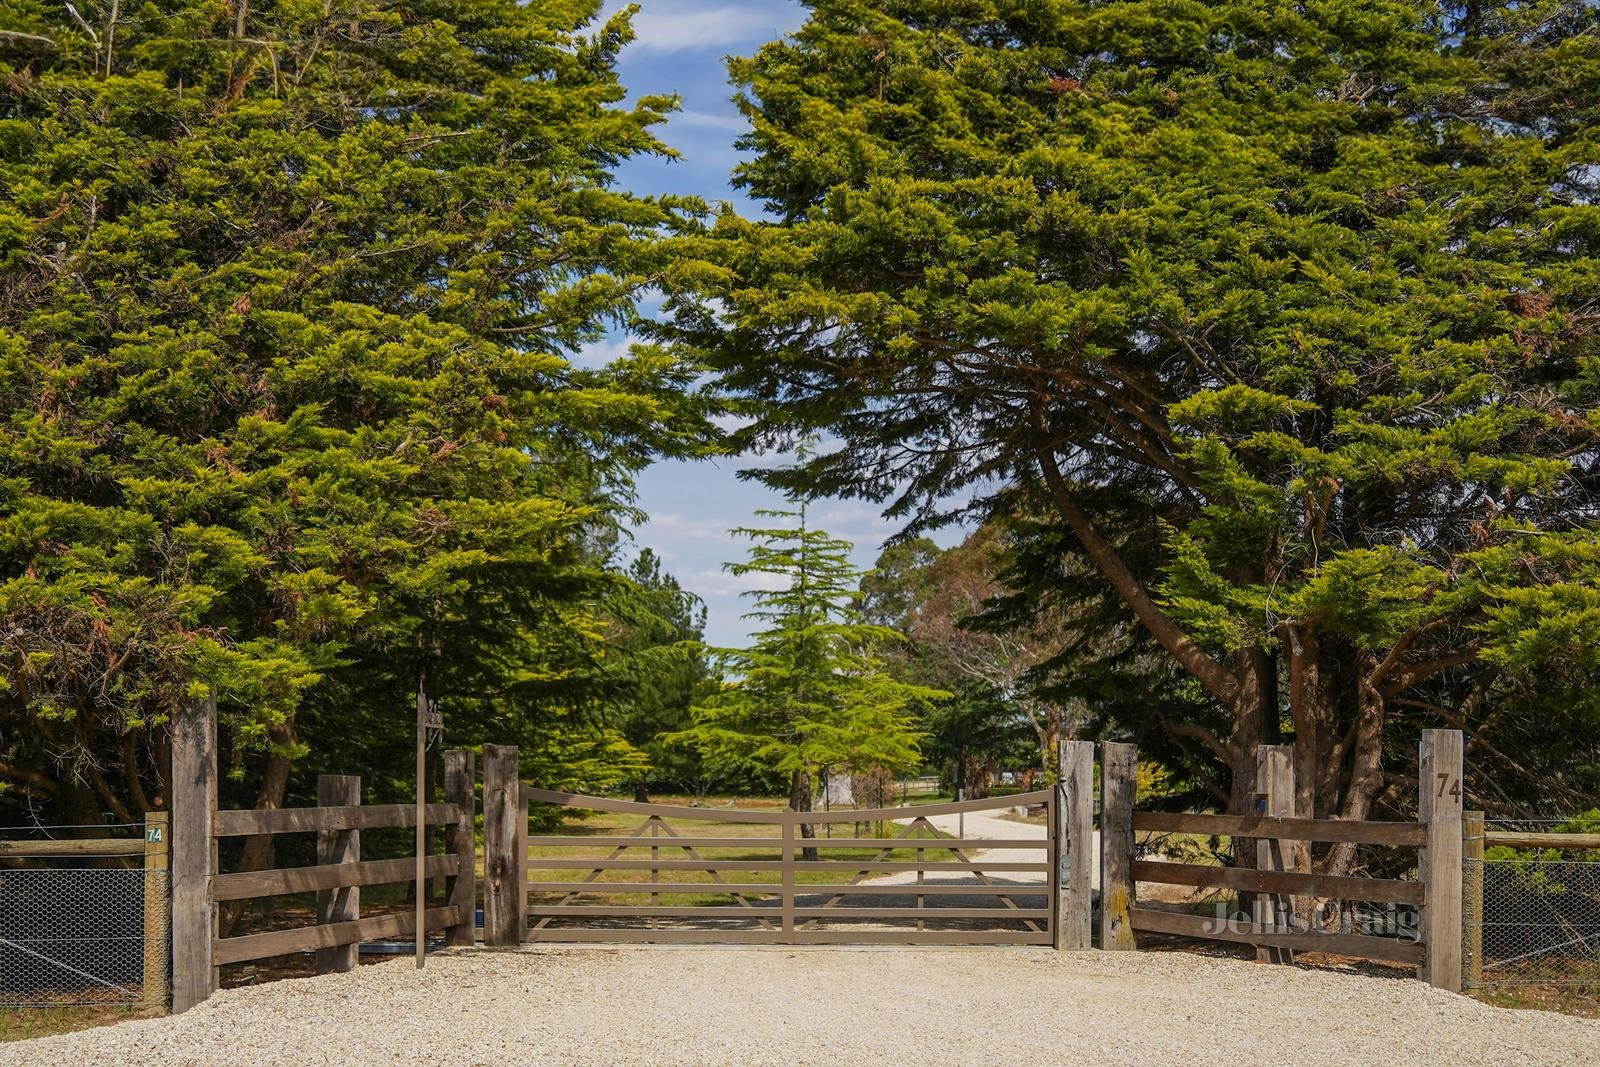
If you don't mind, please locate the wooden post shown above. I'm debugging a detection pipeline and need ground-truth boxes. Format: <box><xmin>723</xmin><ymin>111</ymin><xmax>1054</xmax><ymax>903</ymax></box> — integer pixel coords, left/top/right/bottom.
<box><xmin>481</xmin><ymin>745</ymin><xmax>520</xmax><ymax>947</ymax></box>
<box><xmin>514</xmin><ymin>779</ymin><xmax>528</xmax><ymax>944</ymax></box>
<box><xmin>1420</xmin><ymin>728</ymin><xmax>1464</xmax><ymax>991</ymax></box>
<box><xmin>1463</xmin><ymin>809</ymin><xmax>1484</xmax><ymax>990</ymax></box>
<box><xmin>315</xmin><ymin>775</ymin><xmax>361</xmax><ymax>973</ymax></box>
<box><xmin>1253</xmin><ymin>745</ymin><xmax>1295</xmax><ymax>964</ymax></box>
<box><xmin>142</xmin><ymin>810</ymin><xmax>169</xmax><ymax>1010</ymax></box>
<box><xmin>170</xmin><ymin>691</ymin><xmax>217</xmax><ymax>1013</ymax></box>
<box><xmin>1098</xmin><ymin>742</ymin><xmax>1137</xmax><ymax>951</ymax></box>
<box><xmin>1056</xmin><ymin>740</ymin><xmax>1094</xmax><ymax>950</ymax></box>
<box><xmin>443</xmin><ymin>749</ymin><xmax>477</xmax><ymax>948</ymax></box>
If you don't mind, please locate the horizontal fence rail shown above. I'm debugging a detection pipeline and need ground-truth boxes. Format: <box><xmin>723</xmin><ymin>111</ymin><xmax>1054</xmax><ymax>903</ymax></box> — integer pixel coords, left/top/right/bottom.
<box><xmin>168</xmin><ymin>729</ymin><xmax>480</xmax><ymax>1013</ymax></box>
<box><xmin>213</xmin><ymin>803</ymin><xmax>463</xmax><ymax>837</ymax></box>
<box><xmin>1131</xmin><ymin>811</ymin><xmax>1427</xmax><ymax>847</ymax></box>
<box><xmin>520</xmin><ymin>785</ymin><xmax>1055</xmax><ymax>946</ymax></box>
<box><xmin>1110</xmin><ymin>734</ymin><xmax>1463</xmax><ymax>989</ymax></box>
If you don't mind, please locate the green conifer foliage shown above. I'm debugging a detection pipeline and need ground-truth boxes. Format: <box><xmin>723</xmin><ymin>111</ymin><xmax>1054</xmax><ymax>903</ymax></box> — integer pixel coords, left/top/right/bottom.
<box><xmin>670</xmin><ymin>507</ymin><xmax>939</xmax><ymax>828</ymax></box>
<box><xmin>0</xmin><ymin>0</ymin><xmax>712</xmax><ymax>820</ymax></box>
<box><xmin>664</xmin><ymin>1</ymin><xmax>1600</xmax><ymax>858</ymax></box>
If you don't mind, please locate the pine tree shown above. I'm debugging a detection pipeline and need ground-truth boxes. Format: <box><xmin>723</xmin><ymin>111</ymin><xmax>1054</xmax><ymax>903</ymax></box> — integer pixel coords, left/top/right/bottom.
<box><xmin>664</xmin><ymin>0</ymin><xmax>1600</xmax><ymax>866</ymax></box>
<box><xmin>670</xmin><ymin>507</ymin><xmax>939</xmax><ymax>852</ymax></box>
<box><xmin>604</xmin><ymin>548</ymin><xmax>715</xmax><ymax>801</ymax></box>
<box><xmin>0</xmin><ymin>0</ymin><xmax>714</xmax><ymax>824</ymax></box>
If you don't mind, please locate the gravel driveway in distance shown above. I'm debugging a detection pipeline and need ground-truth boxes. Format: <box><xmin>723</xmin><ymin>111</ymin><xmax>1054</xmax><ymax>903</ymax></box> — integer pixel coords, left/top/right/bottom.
<box><xmin>5</xmin><ymin>947</ymin><xmax>1598</xmax><ymax>1067</ymax></box>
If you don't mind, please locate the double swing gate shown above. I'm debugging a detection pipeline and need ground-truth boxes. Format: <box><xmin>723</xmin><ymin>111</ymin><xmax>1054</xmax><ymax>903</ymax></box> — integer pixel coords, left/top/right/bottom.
<box><xmin>520</xmin><ymin>787</ymin><xmax>1057</xmax><ymax>945</ymax></box>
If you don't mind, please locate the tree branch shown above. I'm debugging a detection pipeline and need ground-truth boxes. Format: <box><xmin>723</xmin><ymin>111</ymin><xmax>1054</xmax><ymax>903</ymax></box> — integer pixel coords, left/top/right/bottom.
<box><xmin>1030</xmin><ymin>424</ymin><xmax>1238</xmax><ymax>706</ymax></box>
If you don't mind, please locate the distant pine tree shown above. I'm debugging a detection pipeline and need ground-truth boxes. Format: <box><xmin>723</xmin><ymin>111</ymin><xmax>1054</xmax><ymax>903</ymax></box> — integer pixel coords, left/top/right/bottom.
<box><xmin>670</xmin><ymin>505</ymin><xmax>942</xmax><ymax>856</ymax></box>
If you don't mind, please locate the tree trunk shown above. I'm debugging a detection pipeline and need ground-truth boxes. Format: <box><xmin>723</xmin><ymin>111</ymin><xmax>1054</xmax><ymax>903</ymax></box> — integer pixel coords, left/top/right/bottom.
<box><xmin>219</xmin><ymin>719</ymin><xmax>297</xmax><ymax>936</ymax></box>
<box><xmin>790</xmin><ymin>768</ymin><xmax>817</xmax><ymax>862</ymax></box>
<box><xmin>633</xmin><ymin>780</ymin><xmax>650</xmax><ymax>804</ymax></box>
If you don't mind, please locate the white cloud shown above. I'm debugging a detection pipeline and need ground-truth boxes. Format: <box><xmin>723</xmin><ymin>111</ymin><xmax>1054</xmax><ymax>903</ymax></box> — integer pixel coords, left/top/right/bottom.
<box><xmin>681</xmin><ymin>566</ymin><xmax>791</xmax><ymax>598</ymax></box>
<box><xmin>673</xmin><ymin>109</ymin><xmax>749</xmax><ymax>132</ymax></box>
<box><xmin>625</xmin><ymin>3</ymin><xmax>790</xmax><ymax>53</ymax></box>
<box><xmin>647</xmin><ymin>512</ymin><xmax>738</xmax><ymax>541</ymax></box>
<box><xmin>570</xmin><ymin>336</ymin><xmax>632</xmax><ymax>369</ymax></box>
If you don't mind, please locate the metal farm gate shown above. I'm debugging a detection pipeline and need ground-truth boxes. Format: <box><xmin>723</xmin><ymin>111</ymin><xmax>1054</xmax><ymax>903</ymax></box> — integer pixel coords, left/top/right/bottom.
<box><xmin>522</xmin><ymin>788</ymin><xmax>1056</xmax><ymax>945</ymax></box>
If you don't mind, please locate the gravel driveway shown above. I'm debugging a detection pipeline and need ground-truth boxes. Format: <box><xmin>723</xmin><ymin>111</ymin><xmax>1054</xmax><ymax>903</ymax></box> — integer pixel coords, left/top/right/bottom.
<box><xmin>4</xmin><ymin>947</ymin><xmax>1595</xmax><ymax>1066</ymax></box>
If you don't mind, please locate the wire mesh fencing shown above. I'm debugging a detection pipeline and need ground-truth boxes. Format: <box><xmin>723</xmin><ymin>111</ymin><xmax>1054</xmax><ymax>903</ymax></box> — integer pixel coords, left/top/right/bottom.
<box><xmin>1</xmin><ymin>860</ymin><xmax>168</xmax><ymax>1008</ymax></box>
<box><xmin>1466</xmin><ymin>856</ymin><xmax>1600</xmax><ymax>988</ymax></box>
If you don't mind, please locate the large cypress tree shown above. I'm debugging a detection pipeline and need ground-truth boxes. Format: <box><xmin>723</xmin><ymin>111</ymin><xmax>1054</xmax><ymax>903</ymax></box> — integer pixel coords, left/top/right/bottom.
<box><xmin>663</xmin><ymin>0</ymin><xmax>1600</xmax><ymax>867</ymax></box>
<box><xmin>0</xmin><ymin>0</ymin><xmax>712</xmax><ymax>824</ymax></box>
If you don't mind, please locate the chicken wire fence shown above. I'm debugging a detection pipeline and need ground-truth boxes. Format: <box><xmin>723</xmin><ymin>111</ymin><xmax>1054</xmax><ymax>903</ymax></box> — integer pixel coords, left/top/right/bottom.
<box><xmin>1</xmin><ymin>833</ymin><xmax>168</xmax><ymax>1008</ymax></box>
<box><xmin>1465</xmin><ymin>851</ymin><xmax>1600</xmax><ymax>989</ymax></box>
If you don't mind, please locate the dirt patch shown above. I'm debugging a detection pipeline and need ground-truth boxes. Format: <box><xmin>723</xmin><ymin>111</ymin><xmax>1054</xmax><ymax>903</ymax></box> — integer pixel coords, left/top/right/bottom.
<box><xmin>3</xmin><ymin>947</ymin><xmax>1597</xmax><ymax>1066</ymax></box>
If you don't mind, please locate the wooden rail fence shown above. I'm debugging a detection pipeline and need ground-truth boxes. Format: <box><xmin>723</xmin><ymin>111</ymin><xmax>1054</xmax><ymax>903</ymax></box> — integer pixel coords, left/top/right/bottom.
<box><xmin>149</xmin><ymin>695</ymin><xmax>1475</xmax><ymax>1011</ymax></box>
<box><xmin>1101</xmin><ymin>730</ymin><xmax>1465</xmax><ymax>990</ymax></box>
<box><xmin>169</xmin><ymin>694</ymin><xmax>477</xmax><ymax>1012</ymax></box>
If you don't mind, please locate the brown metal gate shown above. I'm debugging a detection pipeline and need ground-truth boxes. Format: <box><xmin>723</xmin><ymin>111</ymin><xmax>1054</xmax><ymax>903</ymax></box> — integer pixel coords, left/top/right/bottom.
<box><xmin>523</xmin><ymin>787</ymin><xmax>1055</xmax><ymax>945</ymax></box>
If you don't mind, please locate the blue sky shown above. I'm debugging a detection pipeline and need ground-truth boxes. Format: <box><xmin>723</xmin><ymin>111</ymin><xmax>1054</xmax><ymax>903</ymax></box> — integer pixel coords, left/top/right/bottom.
<box><xmin>579</xmin><ymin>1</ymin><xmax>961</xmax><ymax>648</ymax></box>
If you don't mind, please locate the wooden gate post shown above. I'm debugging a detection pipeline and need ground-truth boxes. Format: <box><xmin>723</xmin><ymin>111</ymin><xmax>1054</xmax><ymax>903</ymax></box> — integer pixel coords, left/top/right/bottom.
<box><xmin>170</xmin><ymin>691</ymin><xmax>217</xmax><ymax>1013</ymax></box>
<box><xmin>1463</xmin><ymin>810</ymin><xmax>1484</xmax><ymax>990</ymax></box>
<box><xmin>1420</xmin><ymin>729</ymin><xmax>1464</xmax><ymax>991</ymax></box>
<box><xmin>1056</xmin><ymin>740</ymin><xmax>1094</xmax><ymax>950</ymax></box>
<box><xmin>142</xmin><ymin>810</ymin><xmax>170</xmax><ymax>1010</ymax></box>
<box><xmin>443</xmin><ymin>749</ymin><xmax>477</xmax><ymax>947</ymax></box>
<box><xmin>315</xmin><ymin>775</ymin><xmax>361</xmax><ymax>973</ymax></box>
<box><xmin>1253</xmin><ymin>745</ymin><xmax>1295</xmax><ymax>964</ymax></box>
<box><xmin>515</xmin><ymin>781</ymin><xmax>528</xmax><ymax>945</ymax></box>
<box><xmin>1098</xmin><ymin>742</ymin><xmax>1138</xmax><ymax>951</ymax></box>
<box><xmin>482</xmin><ymin>745</ymin><xmax>521</xmax><ymax>947</ymax></box>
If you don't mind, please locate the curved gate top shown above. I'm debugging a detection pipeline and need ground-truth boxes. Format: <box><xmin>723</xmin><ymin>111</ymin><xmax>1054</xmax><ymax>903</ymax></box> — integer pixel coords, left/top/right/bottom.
<box><xmin>521</xmin><ymin>787</ymin><xmax>1056</xmax><ymax>946</ymax></box>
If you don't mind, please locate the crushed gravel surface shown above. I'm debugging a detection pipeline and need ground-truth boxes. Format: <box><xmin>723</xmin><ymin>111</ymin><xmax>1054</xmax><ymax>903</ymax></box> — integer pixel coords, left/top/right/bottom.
<box><xmin>5</xmin><ymin>947</ymin><xmax>1596</xmax><ymax>1066</ymax></box>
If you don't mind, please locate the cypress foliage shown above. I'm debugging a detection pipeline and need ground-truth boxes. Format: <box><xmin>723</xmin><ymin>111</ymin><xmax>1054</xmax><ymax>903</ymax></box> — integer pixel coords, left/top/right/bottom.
<box><xmin>664</xmin><ymin>1</ymin><xmax>1600</xmax><ymax>851</ymax></box>
<box><xmin>0</xmin><ymin>0</ymin><xmax>713</xmax><ymax>820</ymax></box>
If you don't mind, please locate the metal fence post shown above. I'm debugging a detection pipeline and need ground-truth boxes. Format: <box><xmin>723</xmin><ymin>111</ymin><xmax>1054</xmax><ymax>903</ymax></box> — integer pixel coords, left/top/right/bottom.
<box><xmin>170</xmin><ymin>691</ymin><xmax>217</xmax><ymax>1013</ymax></box>
<box><xmin>1099</xmin><ymin>742</ymin><xmax>1138</xmax><ymax>950</ymax></box>
<box><xmin>315</xmin><ymin>775</ymin><xmax>361</xmax><ymax>973</ymax></box>
<box><xmin>1420</xmin><ymin>728</ymin><xmax>1464</xmax><ymax>991</ymax></box>
<box><xmin>1057</xmin><ymin>740</ymin><xmax>1094</xmax><ymax>950</ymax></box>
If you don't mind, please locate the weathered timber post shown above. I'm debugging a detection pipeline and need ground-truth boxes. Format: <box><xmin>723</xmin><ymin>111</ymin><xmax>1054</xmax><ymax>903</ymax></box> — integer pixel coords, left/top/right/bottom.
<box><xmin>1056</xmin><ymin>740</ymin><xmax>1094</xmax><ymax>950</ymax></box>
<box><xmin>1420</xmin><ymin>729</ymin><xmax>1464</xmax><ymax>991</ymax></box>
<box><xmin>482</xmin><ymin>745</ymin><xmax>521</xmax><ymax>947</ymax></box>
<box><xmin>1098</xmin><ymin>742</ymin><xmax>1137</xmax><ymax>950</ymax></box>
<box><xmin>515</xmin><ymin>779</ymin><xmax>528</xmax><ymax>944</ymax></box>
<box><xmin>1462</xmin><ymin>809</ymin><xmax>1485</xmax><ymax>990</ymax></box>
<box><xmin>315</xmin><ymin>775</ymin><xmax>361</xmax><ymax>973</ymax></box>
<box><xmin>443</xmin><ymin>749</ymin><xmax>477</xmax><ymax>947</ymax></box>
<box><xmin>171</xmin><ymin>691</ymin><xmax>217</xmax><ymax>1013</ymax></box>
<box><xmin>1254</xmin><ymin>745</ymin><xmax>1295</xmax><ymax>964</ymax></box>
<box><xmin>142</xmin><ymin>810</ymin><xmax>170</xmax><ymax>1010</ymax></box>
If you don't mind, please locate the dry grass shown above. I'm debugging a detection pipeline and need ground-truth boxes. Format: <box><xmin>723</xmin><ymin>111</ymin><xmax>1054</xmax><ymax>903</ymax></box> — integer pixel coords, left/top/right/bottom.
<box><xmin>0</xmin><ymin>1005</ymin><xmax>153</xmax><ymax>1044</ymax></box>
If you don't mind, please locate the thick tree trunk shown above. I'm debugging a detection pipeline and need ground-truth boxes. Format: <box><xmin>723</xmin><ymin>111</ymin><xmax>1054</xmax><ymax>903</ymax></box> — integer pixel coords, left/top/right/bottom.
<box><xmin>219</xmin><ymin>719</ymin><xmax>297</xmax><ymax>936</ymax></box>
<box><xmin>790</xmin><ymin>768</ymin><xmax>817</xmax><ymax>862</ymax></box>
